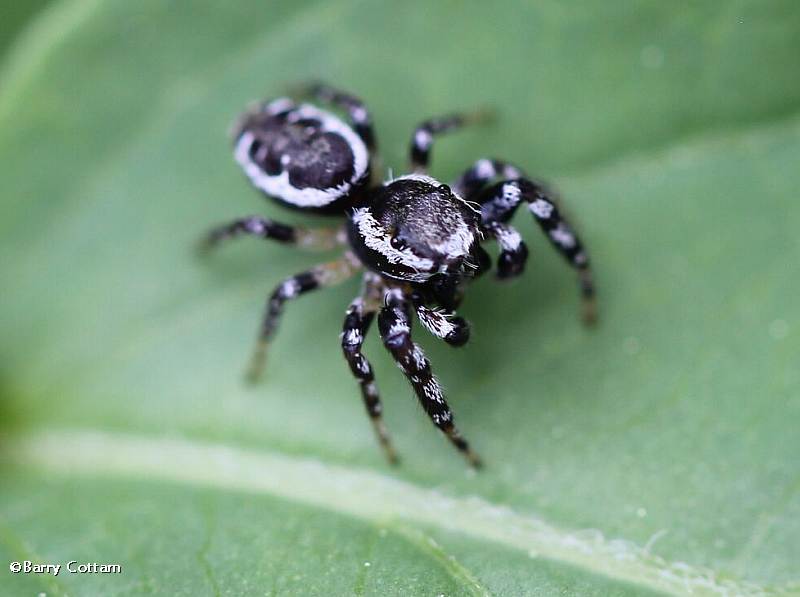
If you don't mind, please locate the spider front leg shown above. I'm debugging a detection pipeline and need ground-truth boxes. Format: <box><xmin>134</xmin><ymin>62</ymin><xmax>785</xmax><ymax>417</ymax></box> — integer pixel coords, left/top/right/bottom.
<box><xmin>451</xmin><ymin>157</ymin><xmax>524</xmax><ymax>199</ymax></box>
<box><xmin>484</xmin><ymin>221</ymin><xmax>529</xmax><ymax>279</ymax></box>
<box><xmin>451</xmin><ymin>158</ymin><xmax>532</xmax><ymax>278</ymax></box>
<box><xmin>481</xmin><ymin>178</ymin><xmax>596</xmax><ymax>324</ymax></box>
<box><xmin>342</xmin><ymin>294</ymin><xmax>398</xmax><ymax>465</ymax></box>
<box><xmin>247</xmin><ymin>253</ymin><xmax>361</xmax><ymax>383</ymax></box>
<box><xmin>198</xmin><ymin>216</ymin><xmax>342</xmax><ymax>254</ymax></box>
<box><xmin>409</xmin><ymin>109</ymin><xmax>493</xmax><ymax>173</ymax></box>
<box><xmin>378</xmin><ymin>290</ymin><xmax>482</xmax><ymax>468</ymax></box>
<box><xmin>410</xmin><ymin>291</ymin><xmax>470</xmax><ymax>346</ymax></box>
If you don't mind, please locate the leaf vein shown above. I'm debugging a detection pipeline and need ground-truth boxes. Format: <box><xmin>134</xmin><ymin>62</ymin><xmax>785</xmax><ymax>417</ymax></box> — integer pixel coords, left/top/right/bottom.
<box><xmin>4</xmin><ymin>429</ymin><xmax>795</xmax><ymax>597</ymax></box>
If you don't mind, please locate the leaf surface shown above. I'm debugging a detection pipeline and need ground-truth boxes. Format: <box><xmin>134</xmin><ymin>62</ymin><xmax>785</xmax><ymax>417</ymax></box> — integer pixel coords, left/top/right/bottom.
<box><xmin>1</xmin><ymin>1</ymin><xmax>799</xmax><ymax>595</ymax></box>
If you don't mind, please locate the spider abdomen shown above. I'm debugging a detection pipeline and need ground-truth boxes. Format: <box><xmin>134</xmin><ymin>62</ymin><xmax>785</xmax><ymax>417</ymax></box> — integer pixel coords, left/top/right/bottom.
<box><xmin>234</xmin><ymin>99</ymin><xmax>370</xmax><ymax>212</ymax></box>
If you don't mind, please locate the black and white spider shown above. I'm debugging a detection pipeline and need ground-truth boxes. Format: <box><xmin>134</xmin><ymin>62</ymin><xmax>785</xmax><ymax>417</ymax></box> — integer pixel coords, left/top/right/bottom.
<box><xmin>200</xmin><ymin>83</ymin><xmax>596</xmax><ymax>467</ymax></box>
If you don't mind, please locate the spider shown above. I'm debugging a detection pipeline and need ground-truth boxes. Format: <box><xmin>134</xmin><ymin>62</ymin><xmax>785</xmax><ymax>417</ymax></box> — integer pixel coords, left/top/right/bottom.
<box><xmin>200</xmin><ymin>82</ymin><xmax>596</xmax><ymax>467</ymax></box>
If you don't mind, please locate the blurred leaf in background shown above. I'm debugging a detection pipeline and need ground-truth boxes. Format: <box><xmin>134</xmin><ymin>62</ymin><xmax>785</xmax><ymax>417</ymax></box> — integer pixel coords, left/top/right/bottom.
<box><xmin>1</xmin><ymin>1</ymin><xmax>799</xmax><ymax>595</ymax></box>
<box><xmin>0</xmin><ymin>0</ymin><xmax>50</xmax><ymax>55</ymax></box>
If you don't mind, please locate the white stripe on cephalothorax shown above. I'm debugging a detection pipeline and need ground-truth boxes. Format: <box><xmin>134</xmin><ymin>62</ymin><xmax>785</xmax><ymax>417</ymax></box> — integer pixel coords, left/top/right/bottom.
<box><xmin>428</xmin><ymin>221</ymin><xmax>475</xmax><ymax>259</ymax></box>
<box><xmin>351</xmin><ymin>208</ymin><xmax>435</xmax><ymax>273</ymax></box>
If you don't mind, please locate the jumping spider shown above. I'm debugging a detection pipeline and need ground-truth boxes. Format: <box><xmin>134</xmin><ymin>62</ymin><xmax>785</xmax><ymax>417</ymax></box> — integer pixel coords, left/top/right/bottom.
<box><xmin>200</xmin><ymin>83</ymin><xmax>596</xmax><ymax>467</ymax></box>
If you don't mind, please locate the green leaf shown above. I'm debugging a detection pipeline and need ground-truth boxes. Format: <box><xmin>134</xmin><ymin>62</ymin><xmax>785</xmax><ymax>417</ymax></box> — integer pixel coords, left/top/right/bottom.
<box><xmin>0</xmin><ymin>0</ymin><xmax>50</xmax><ymax>57</ymax></box>
<box><xmin>1</xmin><ymin>1</ymin><xmax>799</xmax><ymax>595</ymax></box>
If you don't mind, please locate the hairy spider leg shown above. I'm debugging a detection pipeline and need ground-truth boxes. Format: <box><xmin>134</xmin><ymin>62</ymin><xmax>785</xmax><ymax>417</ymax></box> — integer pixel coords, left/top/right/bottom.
<box><xmin>470</xmin><ymin>243</ymin><xmax>492</xmax><ymax>278</ymax></box>
<box><xmin>341</xmin><ymin>294</ymin><xmax>398</xmax><ymax>464</ymax></box>
<box><xmin>247</xmin><ymin>253</ymin><xmax>362</xmax><ymax>383</ymax></box>
<box><xmin>450</xmin><ymin>157</ymin><xmax>524</xmax><ymax>199</ymax></box>
<box><xmin>475</xmin><ymin>174</ymin><xmax>597</xmax><ymax>324</ymax></box>
<box><xmin>409</xmin><ymin>291</ymin><xmax>470</xmax><ymax>347</ymax></box>
<box><xmin>378</xmin><ymin>290</ymin><xmax>482</xmax><ymax>467</ymax></box>
<box><xmin>198</xmin><ymin>216</ymin><xmax>343</xmax><ymax>253</ymax></box>
<box><xmin>484</xmin><ymin>221</ymin><xmax>529</xmax><ymax>279</ymax></box>
<box><xmin>409</xmin><ymin>109</ymin><xmax>494</xmax><ymax>173</ymax></box>
<box><xmin>450</xmin><ymin>158</ymin><xmax>530</xmax><ymax>278</ymax></box>
<box><xmin>413</xmin><ymin>304</ymin><xmax>470</xmax><ymax>346</ymax></box>
<box><xmin>294</xmin><ymin>81</ymin><xmax>377</xmax><ymax>150</ymax></box>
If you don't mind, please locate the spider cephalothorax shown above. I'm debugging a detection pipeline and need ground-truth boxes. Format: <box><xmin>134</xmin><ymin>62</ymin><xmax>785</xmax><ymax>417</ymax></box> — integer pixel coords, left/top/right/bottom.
<box><xmin>201</xmin><ymin>83</ymin><xmax>596</xmax><ymax>467</ymax></box>
<box><xmin>348</xmin><ymin>175</ymin><xmax>481</xmax><ymax>282</ymax></box>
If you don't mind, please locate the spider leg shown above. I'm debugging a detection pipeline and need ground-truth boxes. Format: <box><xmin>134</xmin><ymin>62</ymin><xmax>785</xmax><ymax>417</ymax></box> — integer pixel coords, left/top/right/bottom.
<box><xmin>422</xmin><ymin>243</ymin><xmax>489</xmax><ymax>312</ymax></box>
<box><xmin>410</xmin><ymin>291</ymin><xmax>470</xmax><ymax>346</ymax></box>
<box><xmin>409</xmin><ymin>109</ymin><xmax>493</xmax><ymax>173</ymax></box>
<box><xmin>470</xmin><ymin>243</ymin><xmax>492</xmax><ymax>278</ymax></box>
<box><xmin>483</xmin><ymin>221</ymin><xmax>529</xmax><ymax>279</ymax></box>
<box><xmin>480</xmin><ymin>178</ymin><xmax>596</xmax><ymax>324</ymax></box>
<box><xmin>342</xmin><ymin>294</ymin><xmax>398</xmax><ymax>464</ymax></box>
<box><xmin>378</xmin><ymin>290</ymin><xmax>482</xmax><ymax>467</ymax></box>
<box><xmin>198</xmin><ymin>216</ymin><xmax>342</xmax><ymax>254</ymax></box>
<box><xmin>247</xmin><ymin>253</ymin><xmax>361</xmax><ymax>383</ymax></box>
<box><xmin>451</xmin><ymin>157</ymin><xmax>524</xmax><ymax>199</ymax></box>
<box><xmin>293</xmin><ymin>81</ymin><xmax>376</xmax><ymax>151</ymax></box>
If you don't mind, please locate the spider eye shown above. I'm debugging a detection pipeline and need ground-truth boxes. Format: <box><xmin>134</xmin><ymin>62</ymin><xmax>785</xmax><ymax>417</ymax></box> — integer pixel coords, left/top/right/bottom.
<box><xmin>438</xmin><ymin>184</ymin><xmax>451</xmax><ymax>194</ymax></box>
<box><xmin>390</xmin><ymin>235</ymin><xmax>407</xmax><ymax>250</ymax></box>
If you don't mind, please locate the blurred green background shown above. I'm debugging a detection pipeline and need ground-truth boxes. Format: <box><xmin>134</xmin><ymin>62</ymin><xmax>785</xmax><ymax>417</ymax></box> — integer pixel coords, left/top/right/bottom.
<box><xmin>0</xmin><ymin>1</ymin><xmax>49</xmax><ymax>56</ymax></box>
<box><xmin>1</xmin><ymin>1</ymin><xmax>799</xmax><ymax>596</ymax></box>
